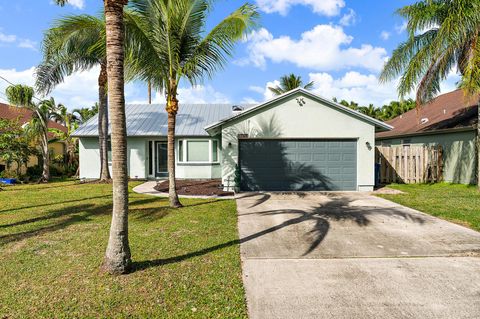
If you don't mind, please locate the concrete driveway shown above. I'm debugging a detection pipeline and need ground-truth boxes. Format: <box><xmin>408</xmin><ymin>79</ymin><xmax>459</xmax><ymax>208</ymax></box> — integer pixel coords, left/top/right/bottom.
<box><xmin>236</xmin><ymin>192</ymin><xmax>480</xmax><ymax>319</ymax></box>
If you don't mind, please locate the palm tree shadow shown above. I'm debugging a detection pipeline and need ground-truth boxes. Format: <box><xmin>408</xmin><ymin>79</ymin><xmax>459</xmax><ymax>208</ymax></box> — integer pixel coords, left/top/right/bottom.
<box><xmin>132</xmin><ymin>195</ymin><xmax>426</xmax><ymax>272</ymax></box>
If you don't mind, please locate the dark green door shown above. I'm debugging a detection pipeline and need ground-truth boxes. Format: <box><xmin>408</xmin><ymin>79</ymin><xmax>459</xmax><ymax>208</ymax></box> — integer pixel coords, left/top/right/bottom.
<box><xmin>239</xmin><ymin>139</ymin><xmax>357</xmax><ymax>191</ymax></box>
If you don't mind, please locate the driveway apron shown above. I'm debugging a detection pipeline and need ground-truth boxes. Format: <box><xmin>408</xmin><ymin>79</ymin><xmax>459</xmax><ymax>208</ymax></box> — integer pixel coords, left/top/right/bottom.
<box><xmin>236</xmin><ymin>192</ymin><xmax>480</xmax><ymax>319</ymax></box>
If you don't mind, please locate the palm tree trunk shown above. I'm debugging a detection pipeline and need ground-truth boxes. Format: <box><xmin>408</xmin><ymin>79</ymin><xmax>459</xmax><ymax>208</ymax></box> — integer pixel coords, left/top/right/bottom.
<box><xmin>102</xmin><ymin>0</ymin><xmax>131</xmax><ymax>275</ymax></box>
<box><xmin>477</xmin><ymin>101</ymin><xmax>480</xmax><ymax>189</ymax></box>
<box><xmin>167</xmin><ymin>111</ymin><xmax>182</xmax><ymax>207</ymax></box>
<box><xmin>98</xmin><ymin>61</ymin><xmax>111</xmax><ymax>181</ymax></box>
<box><xmin>148</xmin><ymin>80</ymin><xmax>152</xmax><ymax>104</ymax></box>
<box><xmin>41</xmin><ymin>131</ymin><xmax>50</xmax><ymax>182</ymax></box>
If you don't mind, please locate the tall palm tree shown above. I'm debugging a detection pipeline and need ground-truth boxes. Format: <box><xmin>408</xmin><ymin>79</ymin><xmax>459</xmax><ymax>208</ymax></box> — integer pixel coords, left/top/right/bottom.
<box><xmin>380</xmin><ymin>0</ymin><xmax>480</xmax><ymax>187</ymax></box>
<box><xmin>5</xmin><ymin>85</ymin><xmax>63</xmax><ymax>182</ymax></box>
<box><xmin>127</xmin><ymin>0</ymin><xmax>259</xmax><ymax>207</ymax></box>
<box><xmin>53</xmin><ymin>0</ymin><xmax>132</xmax><ymax>274</ymax></box>
<box><xmin>36</xmin><ymin>14</ymin><xmax>111</xmax><ymax>181</ymax></box>
<box><xmin>268</xmin><ymin>73</ymin><xmax>314</xmax><ymax>96</ymax></box>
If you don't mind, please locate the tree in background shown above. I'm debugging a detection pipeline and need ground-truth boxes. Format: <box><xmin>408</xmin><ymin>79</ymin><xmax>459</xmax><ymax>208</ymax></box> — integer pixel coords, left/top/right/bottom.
<box><xmin>72</xmin><ymin>104</ymin><xmax>99</xmax><ymax>124</ymax></box>
<box><xmin>333</xmin><ymin>97</ymin><xmax>416</xmax><ymax>121</ymax></box>
<box><xmin>36</xmin><ymin>14</ymin><xmax>111</xmax><ymax>181</ymax></box>
<box><xmin>0</xmin><ymin>118</ymin><xmax>37</xmax><ymax>177</ymax></box>
<box><xmin>127</xmin><ymin>0</ymin><xmax>259</xmax><ymax>207</ymax></box>
<box><xmin>380</xmin><ymin>0</ymin><xmax>480</xmax><ymax>187</ymax></box>
<box><xmin>51</xmin><ymin>105</ymin><xmax>79</xmax><ymax>176</ymax></box>
<box><xmin>268</xmin><ymin>73</ymin><xmax>314</xmax><ymax>96</ymax></box>
<box><xmin>5</xmin><ymin>85</ymin><xmax>64</xmax><ymax>182</ymax></box>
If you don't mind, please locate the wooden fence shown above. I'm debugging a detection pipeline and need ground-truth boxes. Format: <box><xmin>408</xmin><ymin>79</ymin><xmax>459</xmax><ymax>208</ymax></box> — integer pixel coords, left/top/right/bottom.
<box><xmin>375</xmin><ymin>145</ymin><xmax>443</xmax><ymax>184</ymax></box>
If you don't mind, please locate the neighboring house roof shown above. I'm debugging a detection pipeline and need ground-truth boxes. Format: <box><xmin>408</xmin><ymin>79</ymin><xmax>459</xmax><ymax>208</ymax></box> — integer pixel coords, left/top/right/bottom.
<box><xmin>204</xmin><ymin>88</ymin><xmax>393</xmax><ymax>133</ymax></box>
<box><xmin>72</xmin><ymin>103</ymin><xmax>254</xmax><ymax>137</ymax></box>
<box><xmin>0</xmin><ymin>102</ymin><xmax>67</xmax><ymax>139</ymax></box>
<box><xmin>376</xmin><ymin>90</ymin><xmax>478</xmax><ymax>139</ymax></box>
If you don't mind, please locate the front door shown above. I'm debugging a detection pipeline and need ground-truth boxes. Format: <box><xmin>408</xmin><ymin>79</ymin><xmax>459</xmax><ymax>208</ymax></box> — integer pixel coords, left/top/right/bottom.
<box><xmin>155</xmin><ymin>141</ymin><xmax>168</xmax><ymax>177</ymax></box>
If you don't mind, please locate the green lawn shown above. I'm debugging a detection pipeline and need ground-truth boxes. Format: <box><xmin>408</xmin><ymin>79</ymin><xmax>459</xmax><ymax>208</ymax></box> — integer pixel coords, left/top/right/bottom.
<box><xmin>378</xmin><ymin>183</ymin><xmax>480</xmax><ymax>232</ymax></box>
<box><xmin>0</xmin><ymin>180</ymin><xmax>247</xmax><ymax>318</ymax></box>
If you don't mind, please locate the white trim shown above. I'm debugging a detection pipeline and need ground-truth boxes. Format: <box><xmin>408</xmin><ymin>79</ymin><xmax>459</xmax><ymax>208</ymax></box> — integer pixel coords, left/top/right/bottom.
<box><xmin>204</xmin><ymin>87</ymin><xmax>393</xmax><ymax>133</ymax></box>
<box><xmin>177</xmin><ymin>138</ymin><xmax>220</xmax><ymax>164</ymax></box>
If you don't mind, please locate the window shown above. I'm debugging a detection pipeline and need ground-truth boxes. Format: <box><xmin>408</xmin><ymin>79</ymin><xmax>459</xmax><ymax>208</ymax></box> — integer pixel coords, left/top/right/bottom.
<box><xmin>212</xmin><ymin>140</ymin><xmax>218</xmax><ymax>162</ymax></box>
<box><xmin>187</xmin><ymin>141</ymin><xmax>209</xmax><ymax>162</ymax></box>
<box><xmin>148</xmin><ymin>141</ymin><xmax>153</xmax><ymax>175</ymax></box>
<box><xmin>178</xmin><ymin>140</ymin><xmax>183</xmax><ymax>162</ymax></box>
<box><xmin>178</xmin><ymin>139</ymin><xmax>219</xmax><ymax>163</ymax></box>
<box><xmin>107</xmin><ymin>140</ymin><xmax>112</xmax><ymax>163</ymax></box>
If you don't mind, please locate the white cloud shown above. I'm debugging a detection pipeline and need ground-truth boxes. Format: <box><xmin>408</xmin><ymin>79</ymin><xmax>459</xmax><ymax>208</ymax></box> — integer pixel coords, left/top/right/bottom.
<box><xmin>18</xmin><ymin>39</ymin><xmax>37</xmax><ymax>51</ymax></box>
<box><xmin>256</xmin><ymin>0</ymin><xmax>344</xmax><ymax>16</ymax></box>
<box><xmin>395</xmin><ymin>21</ymin><xmax>408</xmax><ymax>34</ymax></box>
<box><xmin>131</xmin><ymin>85</ymin><xmax>230</xmax><ymax>105</ymax></box>
<box><xmin>239</xmin><ymin>25</ymin><xmax>388</xmax><ymax>72</ymax></box>
<box><xmin>339</xmin><ymin>8</ymin><xmax>357</xmax><ymax>26</ymax></box>
<box><xmin>67</xmin><ymin>0</ymin><xmax>85</xmax><ymax>9</ymax></box>
<box><xmin>0</xmin><ymin>67</ymin><xmax>99</xmax><ymax>110</ymax></box>
<box><xmin>0</xmin><ymin>31</ymin><xmax>16</xmax><ymax>43</ymax></box>
<box><xmin>248</xmin><ymin>85</ymin><xmax>265</xmax><ymax>94</ymax></box>
<box><xmin>380</xmin><ymin>31</ymin><xmax>390</xmax><ymax>40</ymax></box>
<box><xmin>247</xmin><ymin>71</ymin><xmax>462</xmax><ymax>108</ymax></box>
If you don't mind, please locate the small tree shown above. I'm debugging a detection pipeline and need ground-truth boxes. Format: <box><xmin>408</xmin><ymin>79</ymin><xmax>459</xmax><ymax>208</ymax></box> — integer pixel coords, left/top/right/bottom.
<box><xmin>5</xmin><ymin>85</ymin><xmax>63</xmax><ymax>182</ymax></box>
<box><xmin>0</xmin><ymin>118</ymin><xmax>37</xmax><ymax>177</ymax></box>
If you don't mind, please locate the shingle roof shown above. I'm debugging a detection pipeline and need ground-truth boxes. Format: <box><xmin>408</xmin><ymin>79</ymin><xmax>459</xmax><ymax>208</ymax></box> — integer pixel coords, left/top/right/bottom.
<box><xmin>376</xmin><ymin>90</ymin><xmax>478</xmax><ymax>139</ymax></box>
<box><xmin>0</xmin><ymin>102</ymin><xmax>67</xmax><ymax>139</ymax></box>
<box><xmin>72</xmin><ymin>103</ymin><xmax>251</xmax><ymax>137</ymax></box>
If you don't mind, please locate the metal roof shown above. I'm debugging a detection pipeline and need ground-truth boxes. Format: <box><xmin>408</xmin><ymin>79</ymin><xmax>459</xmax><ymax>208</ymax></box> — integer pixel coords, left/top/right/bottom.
<box><xmin>72</xmin><ymin>103</ymin><xmax>252</xmax><ymax>137</ymax></box>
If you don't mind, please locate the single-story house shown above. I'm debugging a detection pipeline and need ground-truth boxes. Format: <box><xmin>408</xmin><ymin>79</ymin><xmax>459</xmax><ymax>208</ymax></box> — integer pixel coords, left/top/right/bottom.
<box><xmin>0</xmin><ymin>102</ymin><xmax>67</xmax><ymax>174</ymax></box>
<box><xmin>73</xmin><ymin>88</ymin><xmax>392</xmax><ymax>191</ymax></box>
<box><xmin>376</xmin><ymin>89</ymin><xmax>478</xmax><ymax>185</ymax></box>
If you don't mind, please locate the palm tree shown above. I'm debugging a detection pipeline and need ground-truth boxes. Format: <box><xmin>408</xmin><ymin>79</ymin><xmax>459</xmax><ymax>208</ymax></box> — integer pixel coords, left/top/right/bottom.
<box><xmin>127</xmin><ymin>0</ymin><xmax>259</xmax><ymax>207</ymax></box>
<box><xmin>72</xmin><ymin>104</ymin><xmax>98</xmax><ymax>123</ymax></box>
<box><xmin>268</xmin><ymin>73</ymin><xmax>314</xmax><ymax>96</ymax></box>
<box><xmin>36</xmin><ymin>14</ymin><xmax>111</xmax><ymax>181</ymax></box>
<box><xmin>53</xmin><ymin>0</ymin><xmax>132</xmax><ymax>274</ymax></box>
<box><xmin>5</xmin><ymin>85</ymin><xmax>63</xmax><ymax>182</ymax></box>
<box><xmin>380</xmin><ymin>0</ymin><xmax>480</xmax><ymax>187</ymax></box>
<box><xmin>358</xmin><ymin>104</ymin><xmax>379</xmax><ymax>118</ymax></box>
<box><xmin>52</xmin><ymin>106</ymin><xmax>79</xmax><ymax>172</ymax></box>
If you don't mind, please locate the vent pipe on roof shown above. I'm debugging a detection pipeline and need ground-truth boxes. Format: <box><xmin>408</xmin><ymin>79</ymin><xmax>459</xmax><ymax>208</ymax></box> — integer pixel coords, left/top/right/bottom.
<box><xmin>232</xmin><ymin>105</ymin><xmax>243</xmax><ymax>115</ymax></box>
<box><xmin>420</xmin><ymin>118</ymin><xmax>429</xmax><ymax>124</ymax></box>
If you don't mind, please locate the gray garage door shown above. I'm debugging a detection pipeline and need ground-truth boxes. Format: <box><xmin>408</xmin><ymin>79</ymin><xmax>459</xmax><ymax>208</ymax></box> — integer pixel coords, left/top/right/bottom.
<box><xmin>239</xmin><ymin>139</ymin><xmax>357</xmax><ymax>191</ymax></box>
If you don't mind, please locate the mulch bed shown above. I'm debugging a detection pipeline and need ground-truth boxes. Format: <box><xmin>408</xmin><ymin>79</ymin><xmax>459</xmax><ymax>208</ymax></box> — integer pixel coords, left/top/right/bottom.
<box><xmin>154</xmin><ymin>179</ymin><xmax>234</xmax><ymax>197</ymax></box>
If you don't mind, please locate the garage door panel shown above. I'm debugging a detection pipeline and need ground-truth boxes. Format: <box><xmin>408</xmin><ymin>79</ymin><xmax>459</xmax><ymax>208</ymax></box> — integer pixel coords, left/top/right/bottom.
<box><xmin>239</xmin><ymin>139</ymin><xmax>357</xmax><ymax>191</ymax></box>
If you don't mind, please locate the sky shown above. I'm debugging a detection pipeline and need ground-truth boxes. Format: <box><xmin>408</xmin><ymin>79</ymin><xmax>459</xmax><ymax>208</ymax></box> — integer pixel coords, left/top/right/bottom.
<box><xmin>0</xmin><ymin>0</ymin><xmax>460</xmax><ymax>110</ymax></box>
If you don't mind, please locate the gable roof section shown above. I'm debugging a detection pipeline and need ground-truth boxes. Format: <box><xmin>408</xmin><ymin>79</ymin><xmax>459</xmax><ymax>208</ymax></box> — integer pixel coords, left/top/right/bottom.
<box><xmin>72</xmin><ymin>103</ymin><xmax>253</xmax><ymax>137</ymax></box>
<box><xmin>204</xmin><ymin>88</ymin><xmax>393</xmax><ymax>133</ymax></box>
<box><xmin>376</xmin><ymin>90</ymin><xmax>478</xmax><ymax>139</ymax></box>
<box><xmin>0</xmin><ymin>102</ymin><xmax>67</xmax><ymax>139</ymax></box>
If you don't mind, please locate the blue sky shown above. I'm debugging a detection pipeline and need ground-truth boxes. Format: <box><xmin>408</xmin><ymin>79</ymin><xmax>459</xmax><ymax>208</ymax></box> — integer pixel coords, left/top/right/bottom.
<box><xmin>0</xmin><ymin>0</ymin><xmax>459</xmax><ymax>110</ymax></box>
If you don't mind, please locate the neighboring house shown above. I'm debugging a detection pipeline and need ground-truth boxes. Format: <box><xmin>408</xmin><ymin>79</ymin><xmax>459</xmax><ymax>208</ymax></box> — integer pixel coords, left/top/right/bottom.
<box><xmin>73</xmin><ymin>88</ymin><xmax>392</xmax><ymax>191</ymax></box>
<box><xmin>0</xmin><ymin>102</ymin><xmax>67</xmax><ymax>174</ymax></box>
<box><xmin>376</xmin><ymin>90</ymin><xmax>478</xmax><ymax>185</ymax></box>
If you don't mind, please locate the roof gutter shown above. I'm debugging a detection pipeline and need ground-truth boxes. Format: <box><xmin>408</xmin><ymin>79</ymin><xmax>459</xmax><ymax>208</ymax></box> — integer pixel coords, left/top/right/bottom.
<box><xmin>376</xmin><ymin>125</ymin><xmax>476</xmax><ymax>140</ymax></box>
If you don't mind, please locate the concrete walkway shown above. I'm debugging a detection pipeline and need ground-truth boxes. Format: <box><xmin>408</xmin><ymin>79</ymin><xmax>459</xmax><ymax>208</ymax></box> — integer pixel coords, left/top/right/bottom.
<box><xmin>236</xmin><ymin>192</ymin><xmax>480</xmax><ymax>319</ymax></box>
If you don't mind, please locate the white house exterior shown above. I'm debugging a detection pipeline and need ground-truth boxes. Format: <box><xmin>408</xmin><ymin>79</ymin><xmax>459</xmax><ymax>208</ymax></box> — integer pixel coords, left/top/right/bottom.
<box><xmin>73</xmin><ymin>88</ymin><xmax>392</xmax><ymax>192</ymax></box>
